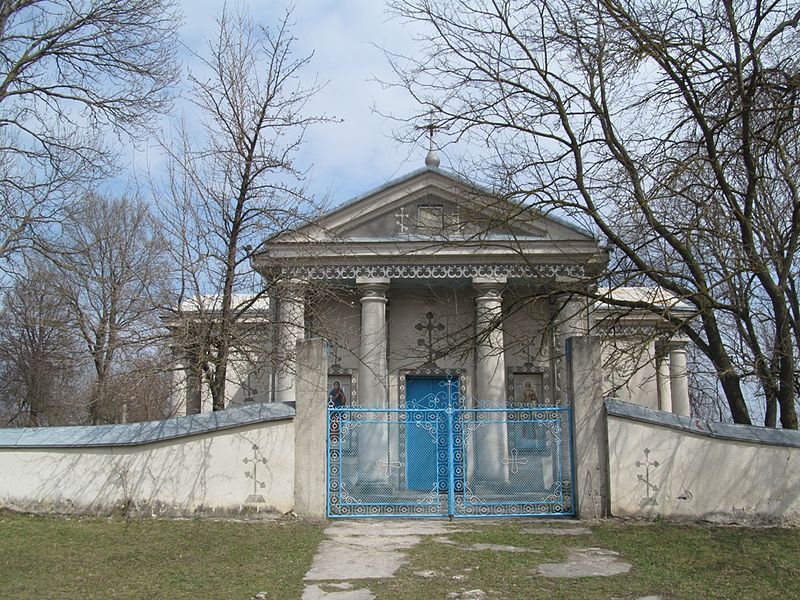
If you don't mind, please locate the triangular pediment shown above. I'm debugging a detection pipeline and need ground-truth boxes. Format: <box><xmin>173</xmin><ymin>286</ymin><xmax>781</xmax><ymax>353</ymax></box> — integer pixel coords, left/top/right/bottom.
<box><xmin>280</xmin><ymin>167</ymin><xmax>595</xmax><ymax>244</ymax></box>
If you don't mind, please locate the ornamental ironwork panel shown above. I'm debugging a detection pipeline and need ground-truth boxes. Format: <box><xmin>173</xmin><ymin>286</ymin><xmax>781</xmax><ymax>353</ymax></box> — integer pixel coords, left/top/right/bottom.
<box><xmin>454</xmin><ymin>406</ymin><xmax>574</xmax><ymax>517</ymax></box>
<box><xmin>280</xmin><ymin>263</ymin><xmax>586</xmax><ymax>282</ymax></box>
<box><xmin>326</xmin><ymin>400</ymin><xmax>575</xmax><ymax>518</ymax></box>
<box><xmin>327</xmin><ymin>407</ymin><xmax>448</xmax><ymax>517</ymax></box>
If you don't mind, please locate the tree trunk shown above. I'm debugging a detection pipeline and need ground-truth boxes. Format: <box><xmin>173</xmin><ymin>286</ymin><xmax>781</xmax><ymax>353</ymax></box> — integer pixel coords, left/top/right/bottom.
<box><xmin>764</xmin><ymin>396</ymin><xmax>778</xmax><ymax>428</ymax></box>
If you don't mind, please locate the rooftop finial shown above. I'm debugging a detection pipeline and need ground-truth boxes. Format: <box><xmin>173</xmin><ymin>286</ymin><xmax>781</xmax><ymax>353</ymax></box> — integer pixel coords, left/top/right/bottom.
<box><xmin>424</xmin><ymin>111</ymin><xmax>441</xmax><ymax>168</ymax></box>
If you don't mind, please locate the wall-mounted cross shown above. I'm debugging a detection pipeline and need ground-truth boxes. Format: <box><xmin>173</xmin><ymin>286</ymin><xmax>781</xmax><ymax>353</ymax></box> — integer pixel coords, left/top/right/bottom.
<box><xmin>243</xmin><ymin>443</ymin><xmax>268</xmax><ymax>502</ymax></box>
<box><xmin>636</xmin><ymin>447</ymin><xmax>660</xmax><ymax>505</ymax></box>
<box><xmin>416</xmin><ymin>311</ymin><xmax>445</xmax><ymax>364</ymax></box>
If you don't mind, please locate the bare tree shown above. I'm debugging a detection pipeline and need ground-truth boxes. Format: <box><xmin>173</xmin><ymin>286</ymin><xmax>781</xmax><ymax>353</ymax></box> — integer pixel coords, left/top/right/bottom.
<box><xmin>52</xmin><ymin>192</ymin><xmax>170</xmax><ymax>424</ymax></box>
<box><xmin>0</xmin><ymin>262</ymin><xmax>86</xmax><ymax>427</ymax></box>
<box><xmin>0</xmin><ymin>0</ymin><xmax>180</xmax><ymax>270</ymax></box>
<box><xmin>158</xmin><ymin>6</ymin><xmax>328</xmax><ymax>411</ymax></box>
<box><xmin>98</xmin><ymin>352</ymin><xmax>175</xmax><ymax>423</ymax></box>
<box><xmin>387</xmin><ymin>0</ymin><xmax>800</xmax><ymax>428</ymax></box>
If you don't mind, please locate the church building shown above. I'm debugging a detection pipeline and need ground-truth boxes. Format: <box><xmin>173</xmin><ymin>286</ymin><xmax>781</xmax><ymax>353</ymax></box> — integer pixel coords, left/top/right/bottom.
<box><xmin>251</xmin><ymin>153</ymin><xmax>691</xmax><ymax>417</ymax></box>
<box><xmin>237</xmin><ymin>153</ymin><xmax>693</xmax><ymax>517</ymax></box>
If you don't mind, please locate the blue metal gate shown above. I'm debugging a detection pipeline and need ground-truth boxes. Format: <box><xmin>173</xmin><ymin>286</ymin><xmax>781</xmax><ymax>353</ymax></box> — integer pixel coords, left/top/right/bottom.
<box><xmin>327</xmin><ymin>380</ymin><xmax>575</xmax><ymax>518</ymax></box>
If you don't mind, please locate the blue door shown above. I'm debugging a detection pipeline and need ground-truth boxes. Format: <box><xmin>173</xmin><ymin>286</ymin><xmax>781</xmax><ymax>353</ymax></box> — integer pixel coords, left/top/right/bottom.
<box><xmin>406</xmin><ymin>376</ymin><xmax>459</xmax><ymax>491</ymax></box>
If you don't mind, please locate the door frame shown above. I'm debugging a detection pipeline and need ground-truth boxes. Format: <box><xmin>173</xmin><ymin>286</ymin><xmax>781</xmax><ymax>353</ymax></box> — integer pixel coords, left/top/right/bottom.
<box><xmin>399</xmin><ymin>368</ymin><xmax>466</xmax><ymax>496</ymax></box>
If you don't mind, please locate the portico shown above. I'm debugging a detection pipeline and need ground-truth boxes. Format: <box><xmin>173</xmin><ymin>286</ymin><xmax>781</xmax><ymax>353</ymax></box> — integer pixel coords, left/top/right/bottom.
<box><xmin>257</xmin><ymin>166</ymin><xmax>608</xmax><ymax>415</ymax></box>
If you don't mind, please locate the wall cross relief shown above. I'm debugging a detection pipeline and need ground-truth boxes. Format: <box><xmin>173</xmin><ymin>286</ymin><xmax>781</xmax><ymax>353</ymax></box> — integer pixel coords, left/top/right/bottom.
<box><xmin>416</xmin><ymin>311</ymin><xmax>445</xmax><ymax>364</ymax></box>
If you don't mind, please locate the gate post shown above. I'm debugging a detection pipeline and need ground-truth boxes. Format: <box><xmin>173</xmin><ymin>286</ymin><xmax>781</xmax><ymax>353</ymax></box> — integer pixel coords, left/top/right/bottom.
<box><xmin>567</xmin><ymin>335</ymin><xmax>609</xmax><ymax>519</ymax></box>
<box><xmin>294</xmin><ymin>338</ymin><xmax>327</xmax><ymax>520</ymax></box>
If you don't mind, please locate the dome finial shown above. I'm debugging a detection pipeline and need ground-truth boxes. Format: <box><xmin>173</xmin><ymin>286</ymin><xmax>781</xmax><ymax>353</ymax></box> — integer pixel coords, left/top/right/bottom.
<box><xmin>424</xmin><ymin>110</ymin><xmax>441</xmax><ymax>168</ymax></box>
<box><xmin>425</xmin><ymin>149</ymin><xmax>440</xmax><ymax>168</ymax></box>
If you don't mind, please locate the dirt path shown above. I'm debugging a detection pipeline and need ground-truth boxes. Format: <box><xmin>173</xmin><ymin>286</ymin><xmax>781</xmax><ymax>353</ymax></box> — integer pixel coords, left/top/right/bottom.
<box><xmin>302</xmin><ymin>520</ymin><xmax>459</xmax><ymax>598</ymax></box>
<box><xmin>299</xmin><ymin>519</ymin><xmax>664</xmax><ymax>600</ymax></box>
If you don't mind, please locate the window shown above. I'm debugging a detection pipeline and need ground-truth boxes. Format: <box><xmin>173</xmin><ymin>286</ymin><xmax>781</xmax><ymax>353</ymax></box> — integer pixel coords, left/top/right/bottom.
<box><xmin>416</xmin><ymin>205</ymin><xmax>444</xmax><ymax>230</ymax></box>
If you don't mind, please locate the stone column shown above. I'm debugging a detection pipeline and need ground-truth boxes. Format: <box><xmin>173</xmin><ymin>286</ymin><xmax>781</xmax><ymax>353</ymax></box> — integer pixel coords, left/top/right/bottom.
<box><xmin>200</xmin><ymin>379</ymin><xmax>213</xmax><ymax>413</ymax></box>
<box><xmin>356</xmin><ymin>278</ymin><xmax>389</xmax><ymax>486</ymax></box>
<box><xmin>474</xmin><ymin>278</ymin><xmax>509</xmax><ymax>483</ymax></box>
<box><xmin>169</xmin><ymin>355</ymin><xmax>188</xmax><ymax>417</ymax></box>
<box><xmin>557</xmin><ymin>296</ymin><xmax>591</xmax><ymax>338</ymax></box>
<box><xmin>669</xmin><ymin>344</ymin><xmax>690</xmax><ymax>417</ymax></box>
<box><xmin>186</xmin><ymin>365</ymin><xmax>203</xmax><ymax>415</ymax></box>
<box><xmin>656</xmin><ymin>349</ymin><xmax>673</xmax><ymax>413</ymax></box>
<box><xmin>275</xmin><ymin>280</ymin><xmax>306</xmax><ymax>404</ymax></box>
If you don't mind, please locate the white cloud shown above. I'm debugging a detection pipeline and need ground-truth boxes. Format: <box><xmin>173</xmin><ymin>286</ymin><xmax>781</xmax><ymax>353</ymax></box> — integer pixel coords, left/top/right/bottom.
<box><xmin>127</xmin><ymin>0</ymin><xmax>436</xmax><ymax>205</ymax></box>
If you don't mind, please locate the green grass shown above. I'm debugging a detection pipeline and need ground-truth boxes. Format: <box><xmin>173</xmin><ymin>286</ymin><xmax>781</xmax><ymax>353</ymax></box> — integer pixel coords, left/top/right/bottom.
<box><xmin>1</xmin><ymin>513</ymin><xmax>799</xmax><ymax>599</ymax></box>
<box><xmin>0</xmin><ymin>512</ymin><xmax>324</xmax><ymax>600</ymax></box>
<box><xmin>369</xmin><ymin>520</ymin><xmax>800</xmax><ymax>600</ymax></box>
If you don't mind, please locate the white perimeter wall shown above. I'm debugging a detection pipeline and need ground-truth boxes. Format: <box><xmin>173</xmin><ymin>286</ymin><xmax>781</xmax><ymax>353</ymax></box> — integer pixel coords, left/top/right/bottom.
<box><xmin>607</xmin><ymin>401</ymin><xmax>800</xmax><ymax>525</ymax></box>
<box><xmin>0</xmin><ymin>419</ymin><xmax>295</xmax><ymax>517</ymax></box>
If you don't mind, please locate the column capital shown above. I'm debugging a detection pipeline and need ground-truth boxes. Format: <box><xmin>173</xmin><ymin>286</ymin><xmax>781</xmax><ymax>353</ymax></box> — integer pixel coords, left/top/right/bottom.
<box><xmin>473</xmin><ymin>277</ymin><xmax>506</xmax><ymax>301</ymax></box>
<box><xmin>669</xmin><ymin>343</ymin><xmax>690</xmax><ymax>417</ymax></box>
<box><xmin>274</xmin><ymin>277</ymin><xmax>307</xmax><ymax>299</ymax></box>
<box><xmin>357</xmin><ymin>277</ymin><xmax>389</xmax><ymax>302</ymax></box>
<box><xmin>666</xmin><ymin>337</ymin><xmax>690</xmax><ymax>352</ymax></box>
<box><xmin>356</xmin><ymin>276</ymin><xmax>390</xmax><ymax>287</ymax></box>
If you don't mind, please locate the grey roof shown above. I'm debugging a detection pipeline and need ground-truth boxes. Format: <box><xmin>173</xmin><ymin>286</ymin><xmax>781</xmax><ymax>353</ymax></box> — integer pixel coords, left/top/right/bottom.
<box><xmin>177</xmin><ymin>294</ymin><xmax>270</xmax><ymax>313</ymax></box>
<box><xmin>605</xmin><ymin>398</ymin><xmax>800</xmax><ymax>449</ymax></box>
<box><xmin>594</xmin><ymin>286</ymin><xmax>695</xmax><ymax>314</ymax></box>
<box><xmin>0</xmin><ymin>403</ymin><xmax>294</xmax><ymax>449</ymax></box>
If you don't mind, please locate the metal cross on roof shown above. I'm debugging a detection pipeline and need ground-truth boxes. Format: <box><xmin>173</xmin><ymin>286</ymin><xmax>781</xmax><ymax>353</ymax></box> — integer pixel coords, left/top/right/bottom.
<box><xmin>420</xmin><ymin>110</ymin><xmax>441</xmax><ymax>167</ymax></box>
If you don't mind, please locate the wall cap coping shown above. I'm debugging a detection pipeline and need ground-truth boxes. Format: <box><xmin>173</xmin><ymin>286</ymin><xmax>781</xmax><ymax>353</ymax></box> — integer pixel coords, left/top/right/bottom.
<box><xmin>0</xmin><ymin>402</ymin><xmax>295</xmax><ymax>449</ymax></box>
<box><xmin>605</xmin><ymin>398</ymin><xmax>800</xmax><ymax>449</ymax></box>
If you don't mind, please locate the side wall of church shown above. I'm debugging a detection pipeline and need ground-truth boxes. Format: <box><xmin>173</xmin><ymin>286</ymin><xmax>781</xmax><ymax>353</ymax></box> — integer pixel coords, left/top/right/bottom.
<box><xmin>169</xmin><ymin>343</ymin><xmax>274</xmax><ymax>417</ymax></box>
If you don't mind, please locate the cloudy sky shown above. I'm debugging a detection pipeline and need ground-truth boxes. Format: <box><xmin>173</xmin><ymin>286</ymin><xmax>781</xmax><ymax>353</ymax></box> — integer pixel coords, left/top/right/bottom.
<box><xmin>130</xmin><ymin>0</ymin><xmax>437</xmax><ymax>206</ymax></box>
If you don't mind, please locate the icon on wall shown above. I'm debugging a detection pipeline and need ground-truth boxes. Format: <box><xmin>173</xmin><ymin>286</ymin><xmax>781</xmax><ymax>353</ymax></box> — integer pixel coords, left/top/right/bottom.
<box><xmin>327</xmin><ymin>375</ymin><xmax>351</xmax><ymax>407</ymax></box>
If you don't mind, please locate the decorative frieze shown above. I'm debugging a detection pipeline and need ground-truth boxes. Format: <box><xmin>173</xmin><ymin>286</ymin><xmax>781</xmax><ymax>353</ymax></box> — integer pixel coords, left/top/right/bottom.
<box><xmin>275</xmin><ymin>263</ymin><xmax>586</xmax><ymax>281</ymax></box>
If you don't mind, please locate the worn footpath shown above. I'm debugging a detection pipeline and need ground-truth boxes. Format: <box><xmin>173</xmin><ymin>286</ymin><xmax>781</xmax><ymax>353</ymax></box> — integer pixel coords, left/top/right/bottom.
<box><xmin>287</xmin><ymin>519</ymin><xmax>664</xmax><ymax>600</ymax></box>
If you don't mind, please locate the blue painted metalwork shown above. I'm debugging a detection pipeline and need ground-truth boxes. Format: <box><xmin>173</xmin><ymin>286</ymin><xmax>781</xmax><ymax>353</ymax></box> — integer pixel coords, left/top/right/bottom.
<box><xmin>405</xmin><ymin>376</ymin><xmax>459</xmax><ymax>493</ymax></box>
<box><xmin>326</xmin><ymin>378</ymin><xmax>575</xmax><ymax>518</ymax></box>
